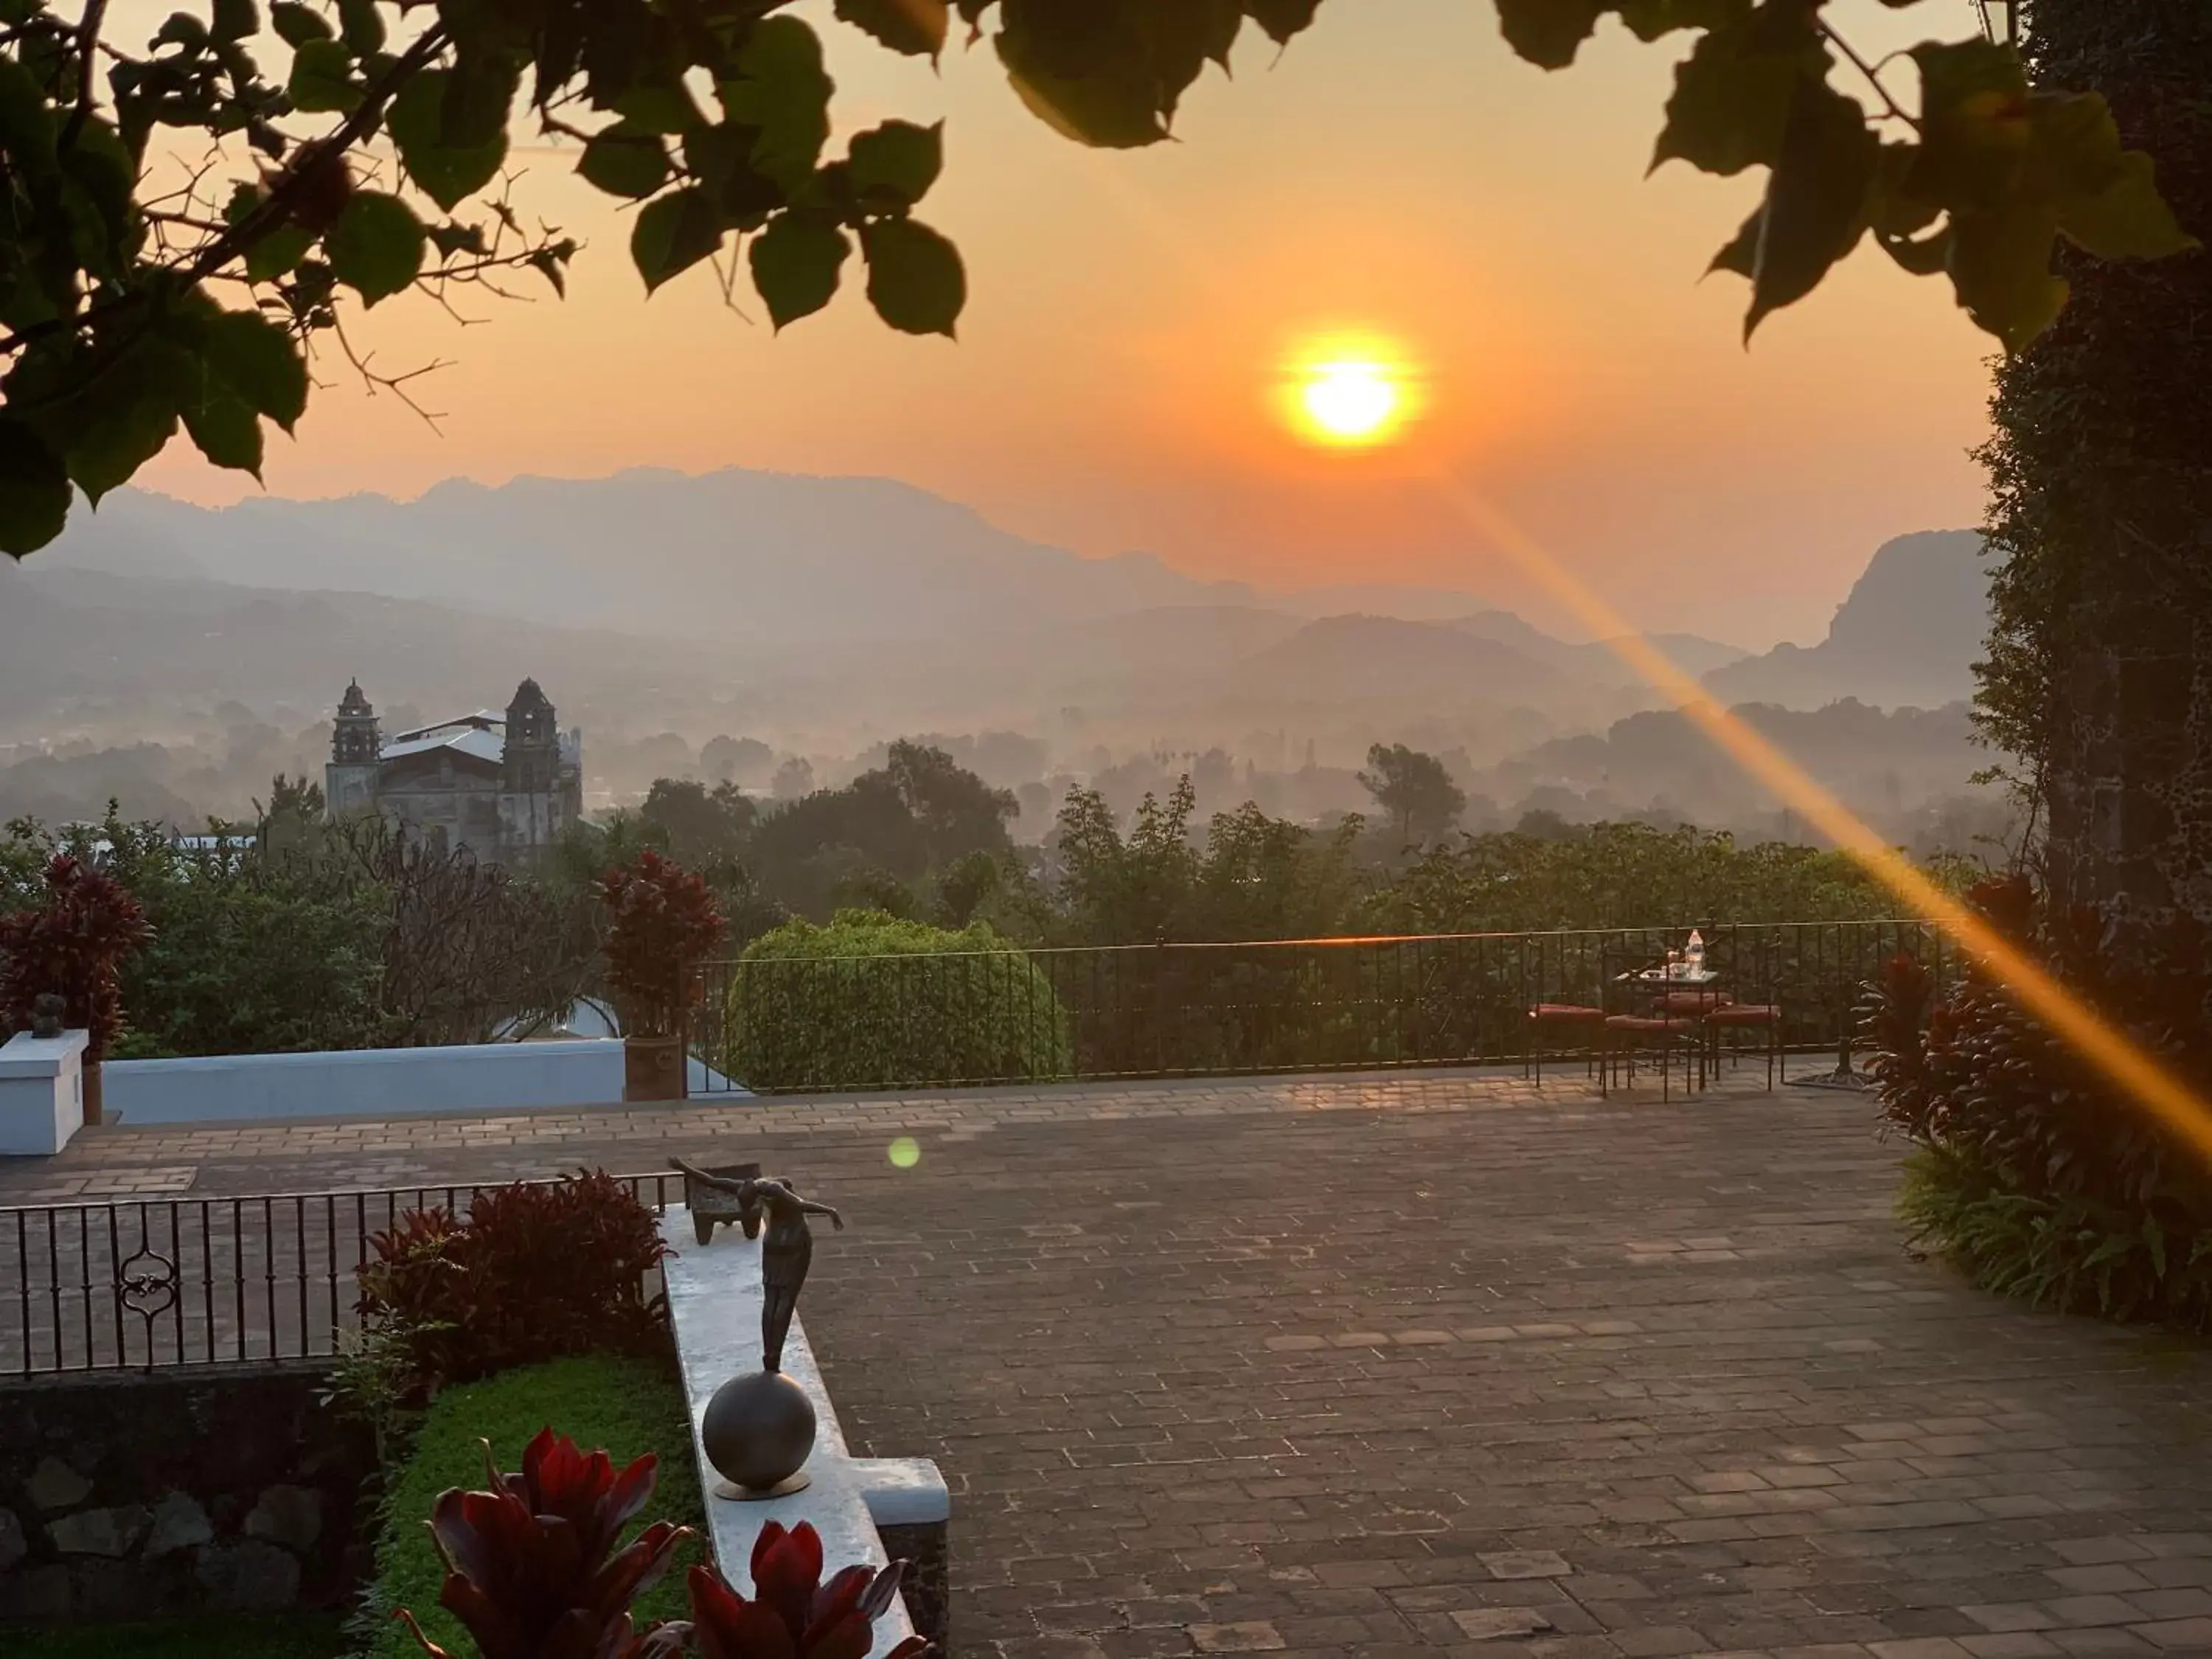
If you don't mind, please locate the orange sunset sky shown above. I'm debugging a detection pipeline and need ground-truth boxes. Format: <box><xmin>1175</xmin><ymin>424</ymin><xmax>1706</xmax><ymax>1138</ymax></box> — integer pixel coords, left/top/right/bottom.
<box><xmin>131</xmin><ymin>0</ymin><xmax>1998</xmax><ymax>646</ymax></box>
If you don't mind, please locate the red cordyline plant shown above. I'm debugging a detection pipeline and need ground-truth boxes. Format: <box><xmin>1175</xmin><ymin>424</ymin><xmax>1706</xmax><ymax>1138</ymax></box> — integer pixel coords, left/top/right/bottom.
<box><xmin>0</xmin><ymin>852</ymin><xmax>152</xmax><ymax>1062</ymax></box>
<box><xmin>599</xmin><ymin>850</ymin><xmax>727</xmax><ymax>1039</ymax></box>
<box><xmin>394</xmin><ymin>1445</ymin><xmax>930</xmax><ymax>1659</ymax></box>
<box><xmin>675</xmin><ymin>1522</ymin><xmax>929</xmax><ymax>1659</ymax></box>
<box><xmin>397</xmin><ymin>1428</ymin><xmax>690</xmax><ymax>1659</ymax></box>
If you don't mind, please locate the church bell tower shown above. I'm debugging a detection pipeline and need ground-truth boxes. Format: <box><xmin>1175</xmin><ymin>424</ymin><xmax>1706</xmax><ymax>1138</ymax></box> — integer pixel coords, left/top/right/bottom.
<box><xmin>325</xmin><ymin>679</ymin><xmax>381</xmax><ymax>817</ymax></box>
<box><xmin>497</xmin><ymin>678</ymin><xmax>568</xmax><ymax>859</ymax></box>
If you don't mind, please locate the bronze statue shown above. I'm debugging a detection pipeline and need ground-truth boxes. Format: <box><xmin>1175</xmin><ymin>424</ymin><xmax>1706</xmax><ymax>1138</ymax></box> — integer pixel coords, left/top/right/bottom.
<box><xmin>669</xmin><ymin>1158</ymin><xmax>842</xmax><ymax>1373</ymax></box>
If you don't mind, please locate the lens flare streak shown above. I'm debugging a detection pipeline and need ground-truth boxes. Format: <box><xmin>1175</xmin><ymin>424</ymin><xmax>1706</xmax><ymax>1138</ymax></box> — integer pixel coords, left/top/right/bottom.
<box><xmin>1424</xmin><ymin>476</ymin><xmax>2212</xmax><ymax>1166</ymax></box>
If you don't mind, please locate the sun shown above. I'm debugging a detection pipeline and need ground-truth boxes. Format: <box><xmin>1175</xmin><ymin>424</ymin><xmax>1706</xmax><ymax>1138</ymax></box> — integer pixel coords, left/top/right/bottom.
<box><xmin>1280</xmin><ymin>336</ymin><xmax>1419</xmax><ymax>449</ymax></box>
<box><xmin>1302</xmin><ymin>361</ymin><xmax>1399</xmax><ymax>442</ymax></box>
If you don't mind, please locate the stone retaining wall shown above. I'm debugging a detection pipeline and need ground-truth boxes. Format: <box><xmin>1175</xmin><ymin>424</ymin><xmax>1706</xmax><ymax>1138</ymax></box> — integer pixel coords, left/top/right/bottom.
<box><xmin>0</xmin><ymin>1363</ymin><xmax>375</xmax><ymax>1623</ymax></box>
<box><xmin>879</xmin><ymin>1520</ymin><xmax>950</xmax><ymax>1657</ymax></box>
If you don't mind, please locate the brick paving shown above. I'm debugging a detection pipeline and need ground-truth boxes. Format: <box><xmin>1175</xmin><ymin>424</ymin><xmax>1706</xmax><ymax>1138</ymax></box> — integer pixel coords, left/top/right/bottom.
<box><xmin>6</xmin><ymin>1068</ymin><xmax>2212</xmax><ymax>1658</ymax></box>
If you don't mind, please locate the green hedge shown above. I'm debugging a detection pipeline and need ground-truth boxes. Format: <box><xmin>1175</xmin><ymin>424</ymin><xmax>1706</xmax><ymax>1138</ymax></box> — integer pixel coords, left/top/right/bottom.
<box><xmin>722</xmin><ymin>911</ymin><xmax>1074</xmax><ymax>1091</ymax></box>
<box><xmin>364</xmin><ymin>1355</ymin><xmax>705</xmax><ymax>1659</ymax></box>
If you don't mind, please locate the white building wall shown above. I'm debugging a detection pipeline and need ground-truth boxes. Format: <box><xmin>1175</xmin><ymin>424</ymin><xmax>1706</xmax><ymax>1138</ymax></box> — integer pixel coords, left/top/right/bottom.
<box><xmin>100</xmin><ymin>1041</ymin><xmax>745</xmax><ymax>1126</ymax></box>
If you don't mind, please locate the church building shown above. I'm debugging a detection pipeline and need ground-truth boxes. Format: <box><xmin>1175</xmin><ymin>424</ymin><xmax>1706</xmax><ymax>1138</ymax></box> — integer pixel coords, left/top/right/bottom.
<box><xmin>324</xmin><ymin>678</ymin><xmax>583</xmax><ymax>864</ymax></box>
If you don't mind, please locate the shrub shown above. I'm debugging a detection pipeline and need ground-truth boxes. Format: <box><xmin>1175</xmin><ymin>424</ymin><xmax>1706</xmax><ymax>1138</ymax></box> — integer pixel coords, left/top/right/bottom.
<box><xmin>366</xmin><ymin>1357</ymin><xmax>706</xmax><ymax>1659</ymax></box>
<box><xmin>723</xmin><ymin>911</ymin><xmax>1072</xmax><ymax>1091</ymax></box>
<box><xmin>1864</xmin><ymin>876</ymin><xmax>2212</xmax><ymax>1329</ymax></box>
<box><xmin>0</xmin><ymin>852</ymin><xmax>152</xmax><ymax>1060</ymax></box>
<box><xmin>1897</xmin><ymin>1145</ymin><xmax>2212</xmax><ymax>1327</ymax></box>
<box><xmin>111</xmin><ymin>872</ymin><xmax>390</xmax><ymax>1057</ymax></box>
<box><xmin>1377</xmin><ymin>819</ymin><xmax>1940</xmax><ymax>935</ymax></box>
<box><xmin>599</xmin><ymin>850</ymin><xmax>726</xmax><ymax>1037</ymax></box>
<box><xmin>358</xmin><ymin>1172</ymin><xmax>672</xmax><ymax>1394</ymax></box>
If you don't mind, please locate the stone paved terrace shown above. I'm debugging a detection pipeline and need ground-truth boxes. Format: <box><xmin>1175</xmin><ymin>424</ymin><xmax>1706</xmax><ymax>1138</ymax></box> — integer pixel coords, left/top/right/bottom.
<box><xmin>7</xmin><ymin>1068</ymin><xmax>2212</xmax><ymax>1659</ymax></box>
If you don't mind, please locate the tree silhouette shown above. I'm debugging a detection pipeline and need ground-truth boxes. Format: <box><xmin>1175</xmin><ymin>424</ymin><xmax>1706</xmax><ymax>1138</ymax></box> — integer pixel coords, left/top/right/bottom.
<box><xmin>1358</xmin><ymin>743</ymin><xmax>1467</xmax><ymax>849</ymax></box>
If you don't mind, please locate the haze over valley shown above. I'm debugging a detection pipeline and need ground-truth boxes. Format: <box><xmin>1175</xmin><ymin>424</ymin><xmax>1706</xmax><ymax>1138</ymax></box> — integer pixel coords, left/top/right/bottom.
<box><xmin>0</xmin><ymin>469</ymin><xmax>2005</xmax><ymax>855</ymax></box>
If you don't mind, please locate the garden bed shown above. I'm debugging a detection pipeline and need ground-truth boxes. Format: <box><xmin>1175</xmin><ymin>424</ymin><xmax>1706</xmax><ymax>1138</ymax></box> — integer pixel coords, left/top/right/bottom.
<box><xmin>362</xmin><ymin>1353</ymin><xmax>706</xmax><ymax>1659</ymax></box>
<box><xmin>0</xmin><ymin>1613</ymin><xmax>344</xmax><ymax>1658</ymax></box>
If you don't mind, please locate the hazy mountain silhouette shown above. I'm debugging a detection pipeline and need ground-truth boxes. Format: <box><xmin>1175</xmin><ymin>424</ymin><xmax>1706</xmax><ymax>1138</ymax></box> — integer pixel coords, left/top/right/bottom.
<box><xmin>40</xmin><ymin>468</ymin><xmax>1557</xmax><ymax>647</ymax></box>
<box><xmin>0</xmin><ymin>561</ymin><xmax>684</xmax><ymax>717</ymax></box>
<box><xmin>1701</xmin><ymin>530</ymin><xmax>1989</xmax><ymax>710</ymax></box>
<box><xmin>1448</xmin><ymin>611</ymin><xmax>1747</xmax><ymax>684</ymax></box>
<box><xmin>1486</xmin><ymin>698</ymin><xmax>1983</xmax><ymax>818</ymax></box>
<box><xmin>7</xmin><ymin>471</ymin><xmax>1995</xmax><ymax>772</ymax></box>
<box><xmin>1236</xmin><ymin>615</ymin><xmax>1568</xmax><ymax>703</ymax></box>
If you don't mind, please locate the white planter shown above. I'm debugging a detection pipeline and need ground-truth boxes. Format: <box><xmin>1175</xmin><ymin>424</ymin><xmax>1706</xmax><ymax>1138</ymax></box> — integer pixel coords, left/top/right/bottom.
<box><xmin>0</xmin><ymin>1029</ymin><xmax>88</xmax><ymax>1155</ymax></box>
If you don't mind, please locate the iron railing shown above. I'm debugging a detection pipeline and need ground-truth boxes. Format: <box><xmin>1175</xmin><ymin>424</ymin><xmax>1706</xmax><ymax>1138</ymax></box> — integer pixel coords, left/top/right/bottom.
<box><xmin>690</xmin><ymin>919</ymin><xmax>1955</xmax><ymax>1093</ymax></box>
<box><xmin>0</xmin><ymin>1172</ymin><xmax>681</xmax><ymax>1379</ymax></box>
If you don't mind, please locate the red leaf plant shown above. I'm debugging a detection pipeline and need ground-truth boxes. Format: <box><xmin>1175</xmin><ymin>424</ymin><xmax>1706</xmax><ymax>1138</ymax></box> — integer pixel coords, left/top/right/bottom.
<box><xmin>676</xmin><ymin>1521</ymin><xmax>930</xmax><ymax>1659</ymax></box>
<box><xmin>0</xmin><ymin>852</ymin><xmax>152</xmax><ymax>1060</ymax></box>
<box><xmin>396</xmin><ymin>1427</ymin><xmax>691</xmax><ymax>1659</ymax></box>
<box><xmin>598</xmin><ymin>849</ymin><xmax>726</xmax><ymax>1039</ymax></box>
<box><xmin>358</xmin><ymin>1172</ymin><xmax>673</xmax><ymax>1397</ymax></box>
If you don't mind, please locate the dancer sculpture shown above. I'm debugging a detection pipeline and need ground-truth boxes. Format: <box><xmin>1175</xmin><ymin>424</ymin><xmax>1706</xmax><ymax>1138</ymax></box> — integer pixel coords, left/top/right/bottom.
<box><xmin>669</xmin><ymin>1158</ymin><xmax>843</xmax><ymax>1373</ymax></box>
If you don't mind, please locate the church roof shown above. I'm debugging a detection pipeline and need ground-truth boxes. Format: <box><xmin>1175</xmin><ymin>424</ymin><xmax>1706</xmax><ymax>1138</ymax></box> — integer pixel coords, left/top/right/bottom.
<box><xmin>338</xmin><ymin>679</ymin><xmax>375</xmax><ymax>717</ymax></box>
<box><xmin>380</xmin><ymin>726</ymin><xmax>506</xmax><ymax>768</ymax></box>
<box><xmin>387</xmin><ymin>711</ymin><xmax>504</xmax><ymax>744</ymax></box>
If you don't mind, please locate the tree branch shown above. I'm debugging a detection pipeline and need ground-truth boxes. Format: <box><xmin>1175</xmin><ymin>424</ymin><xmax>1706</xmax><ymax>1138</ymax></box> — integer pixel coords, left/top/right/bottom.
<box><xmin>1819</xmin><ymin>21</ymin><xmax>1918</xmax><ymax>131</ymax></box>
<box><xmin>56</xmin><ymin>0</ymin><xmax>107</xmax><ymax>155</ymax></box>
<box><xmin>190</xmin><ymin>25</ymin><xmax>450</xmax><ymax>285</ymax></box>
<box><xmin>0</xmin><ymin>22</ymin><xmax>451</xmax><ymax>359</ymax></box>
<box><xmin>327</xmin><ymin>310</ymin><xmax>448</xmax><ymax>428</ymax></box>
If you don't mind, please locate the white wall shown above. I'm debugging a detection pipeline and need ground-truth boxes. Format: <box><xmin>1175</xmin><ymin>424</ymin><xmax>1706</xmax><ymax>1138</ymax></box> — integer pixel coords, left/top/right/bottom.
<box><xmin>102</xmin><ymin>1040</ymin><xmax>746</xmax><ymax>1127</ymax></box>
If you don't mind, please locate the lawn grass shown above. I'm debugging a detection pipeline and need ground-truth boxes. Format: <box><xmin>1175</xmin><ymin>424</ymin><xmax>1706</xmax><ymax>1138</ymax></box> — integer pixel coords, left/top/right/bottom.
<box><xmin>0</xmin><ymin>1613</ymin><xmax>344</xmax><ymax>1658</ymax></box>
<box><xmin>365</xmin><ymin>1353</ymin><xmax>706</xmax><ymax>1659</ymax></box>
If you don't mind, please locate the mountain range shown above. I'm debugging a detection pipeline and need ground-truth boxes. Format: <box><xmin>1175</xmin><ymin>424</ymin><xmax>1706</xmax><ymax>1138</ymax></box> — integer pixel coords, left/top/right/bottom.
<box><xmin>1703</xmin><ymin>530</ymin><xmax>1989</xmax><ymax>710</ymax></box>
<box><xmin>39</xmin><ymin>468</ymin><xmax>1563</xmax><ymax>650</ymax></box>
<box><xmin>1</xmin><ymin>470</ymin><xmax>1995</xmax><ymax>751</ymax></box>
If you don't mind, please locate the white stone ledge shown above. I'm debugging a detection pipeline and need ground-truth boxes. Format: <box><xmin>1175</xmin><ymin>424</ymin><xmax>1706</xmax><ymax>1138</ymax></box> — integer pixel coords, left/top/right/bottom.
<box><xmin>660</xmin><ymin>1208</ymin><xmax>947</xmax><ymax>1658</ymax></box>
<box><xmin>98</xmin><ymin>1041</ymin><xmax>746</xmax><ymax>1125</ymax></box>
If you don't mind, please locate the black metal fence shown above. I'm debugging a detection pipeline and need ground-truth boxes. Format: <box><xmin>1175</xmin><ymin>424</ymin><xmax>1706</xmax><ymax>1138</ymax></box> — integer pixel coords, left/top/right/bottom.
<box><xmin>0</xmin><ymin>1172</ymin><xmax>681</xmax><ymax>1379</ymax></box>
<box><xmin>691</xmin><ymin>919</ymin><xmax>1954</xmax><ymax>1093</ymax></box>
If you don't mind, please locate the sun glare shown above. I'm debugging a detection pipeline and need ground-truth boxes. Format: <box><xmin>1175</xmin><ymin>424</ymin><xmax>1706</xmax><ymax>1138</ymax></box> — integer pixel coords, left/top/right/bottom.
<box><xmin>1302</xmin><ymin>361</ymin><xmax>1399</xmax><ymax>443</ymax></box>
<box><xmin>1281</xmin><ymin>335</ymin><xmax>1419</xmax><ymax>449</ymax></box>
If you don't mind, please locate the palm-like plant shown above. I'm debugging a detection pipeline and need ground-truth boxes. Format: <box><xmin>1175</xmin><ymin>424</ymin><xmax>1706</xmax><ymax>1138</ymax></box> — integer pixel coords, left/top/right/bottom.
<box><xmin>396</xmin><ymin>1429</ymin><xmax>689</xmax><ymax>1659</ymax></box>
<box><xmin>675</xmin><ymin>1523</ymin><xmax>929</xmax><ymax>1659</ymax></box>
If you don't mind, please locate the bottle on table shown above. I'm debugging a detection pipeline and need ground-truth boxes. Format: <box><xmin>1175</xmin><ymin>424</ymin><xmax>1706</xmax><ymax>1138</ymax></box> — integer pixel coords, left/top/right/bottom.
<box><xmin>1685</xmin><ymin>930</ymin><xmax>1705</xmax><ymax>978</ymax></box>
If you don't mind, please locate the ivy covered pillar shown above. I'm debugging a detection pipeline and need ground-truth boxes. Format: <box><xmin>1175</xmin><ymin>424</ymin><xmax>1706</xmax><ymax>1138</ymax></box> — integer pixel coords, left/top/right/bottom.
<box><xmin>1979</xmin><ymin>0</ymin><xmax>2212</xmax><ymax>953</ymax></box>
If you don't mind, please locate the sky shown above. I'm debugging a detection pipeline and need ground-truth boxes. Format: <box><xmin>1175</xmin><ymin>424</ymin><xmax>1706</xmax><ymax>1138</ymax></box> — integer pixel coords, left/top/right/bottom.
<box><xmin>130</xmin><ymin>0</ymin><xmax>2000</xmax><ymax>647</ymax></box>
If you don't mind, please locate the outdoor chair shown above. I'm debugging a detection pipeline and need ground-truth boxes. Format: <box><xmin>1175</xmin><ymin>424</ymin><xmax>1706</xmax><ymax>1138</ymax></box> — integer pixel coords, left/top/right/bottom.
<box><xmin>1703</xmin><ymin>1001</ymin><xmax>1784</xmax><ymax>1090</ymax></box>
<box><xmin>1526</xmin><ymin>1002</ymin><xmax>1606</xmax><ymax>1085</ymax></box>
<box><xmin>1601</xmin><ymin>1012</ymin><xmax>1700</xmax><ymax>1100</ymax></box>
